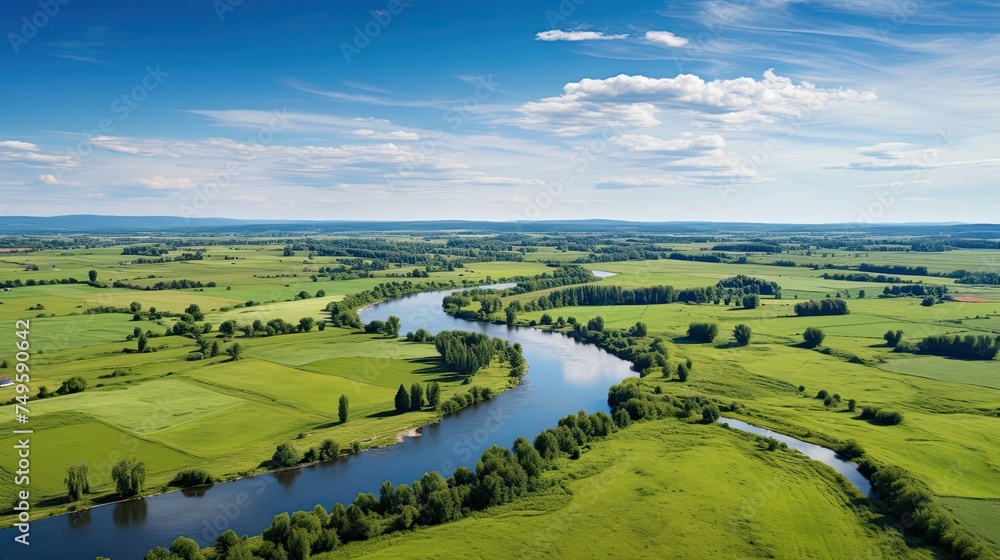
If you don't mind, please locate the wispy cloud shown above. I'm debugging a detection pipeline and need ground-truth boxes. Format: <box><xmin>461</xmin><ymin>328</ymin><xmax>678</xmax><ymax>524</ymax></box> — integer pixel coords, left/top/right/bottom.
<box><xmin>536</xmin><ymin>30</ymin><xmax>629</xmax><ymax>41</ymax></box>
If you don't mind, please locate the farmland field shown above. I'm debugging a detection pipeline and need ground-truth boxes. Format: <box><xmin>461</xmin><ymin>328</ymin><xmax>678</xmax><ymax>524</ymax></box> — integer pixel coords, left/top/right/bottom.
<box><xmin>1</xmin><ymin>227</ymin><xmax>999</xmax><ymax>559</ymax></box>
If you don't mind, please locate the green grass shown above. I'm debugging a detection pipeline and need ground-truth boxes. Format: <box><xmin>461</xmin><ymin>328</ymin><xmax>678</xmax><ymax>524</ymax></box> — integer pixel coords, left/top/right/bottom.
<box><xmin>327</xmin><ymin>419</ymin><xmax>932</xmax><ymax>560</ymax></box>
<box><xmin>939</xmin><ymin>497</ymin><xmax>1000</xmax><ymax>553</ymax></box>
<box><xmin>879</xmin><ymin>357</ymin><xmax>1000</xmax><ymax>390</ymax></box>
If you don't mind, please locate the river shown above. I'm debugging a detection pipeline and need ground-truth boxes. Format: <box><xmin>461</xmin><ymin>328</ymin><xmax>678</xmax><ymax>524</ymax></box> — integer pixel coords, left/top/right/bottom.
<box><xmin>1</xmin><ymin>276</ymin><xmax>636</xmax><ymax>559</ymax></box>
<box><xmin>0</xmin><ymin>273</ymin><xmax>871</xmax><ymax>558</ymax></box>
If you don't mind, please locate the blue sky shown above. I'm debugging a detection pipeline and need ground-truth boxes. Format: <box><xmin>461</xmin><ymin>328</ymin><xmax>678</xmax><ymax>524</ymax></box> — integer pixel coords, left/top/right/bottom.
<box><xmin>1</xmin><ymin>0</ymin><xmax>998</xmax><ymax>222</ymax></box>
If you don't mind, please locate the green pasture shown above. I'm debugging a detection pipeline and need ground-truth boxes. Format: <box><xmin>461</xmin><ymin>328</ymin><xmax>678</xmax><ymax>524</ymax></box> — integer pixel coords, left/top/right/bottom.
<box><xmin>331</xmin><ymin>419</ymin><xmax>932</xmax><ymax>560</ymax></box>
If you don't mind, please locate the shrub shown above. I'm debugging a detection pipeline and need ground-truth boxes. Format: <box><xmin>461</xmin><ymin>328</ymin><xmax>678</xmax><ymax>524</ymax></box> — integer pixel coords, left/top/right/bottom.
<box><xmin>687</xmin><ymin>322</ymin><xmax>718</xmax><ymax>343</ymax></box>
<box><xmin>834</xmin><ymin>440</ymin><xmax>865</xmax><ymax>460</ymax></box>
<box><xmin>733</xmin><ymin>324</ymin><xmax>752</xmax><ymax>346</ymax></box>
<box><xmin>802</xmin><ymin>327</ymin><xmax>825</xmax><ymax>348</ymax></box>
<box><xmin>272</xmin><ymin>442</ymin><xmax>301</xmax><ymax>467</ymax></box>
<box><xmin>170</xmin><ymin>469</ymin><xmax>212</xmax><ymax>487</ymax></box>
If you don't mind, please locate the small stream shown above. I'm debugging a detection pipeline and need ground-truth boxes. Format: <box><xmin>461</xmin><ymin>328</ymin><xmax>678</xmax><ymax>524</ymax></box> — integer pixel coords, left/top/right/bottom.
<box><xmin>719</xmin><ymin>417</ymin><xmax>873</xmax><ymax>496</ymax></box>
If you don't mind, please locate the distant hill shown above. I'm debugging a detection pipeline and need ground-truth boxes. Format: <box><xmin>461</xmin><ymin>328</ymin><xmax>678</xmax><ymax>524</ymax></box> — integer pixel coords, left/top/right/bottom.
<box><xmin>0</xmin><ymin>215</ymin><xmax>997</xmax><ymax>236</ymax></box>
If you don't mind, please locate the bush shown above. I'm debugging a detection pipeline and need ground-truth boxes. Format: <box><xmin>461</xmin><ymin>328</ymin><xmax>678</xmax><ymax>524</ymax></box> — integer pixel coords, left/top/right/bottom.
<box><xmin>272</xmin><ymin>442</ymin><xmax>301</xmax><ymax>467</ymax></box>
<box><xmin>701</xmin><ymin>404</ymin><xmax>720</xmax><ymax>423</ymax></box>
<box><xmin>859</xmin><ymin>406</ymin><xmax>904</xmax><ymax>425</ymax></box>
<box><xmin>794</xmin><ymin>298</ymin><xmax>849</xmax><ymax>316</ymax></box>
<box><xmin>733</xmin><ymin>324</ymin><xmax>752</xmax><ymax>346</ymax></box>
<box><xmin>169</xmin><ymin>469</ymin><xmax>212</xmax><ymax>487</ymax></box>
<box><xmin>802</xmin><ymin>327</ymin><xmax>825</xmax><ymax>348</ymax></box>
<box><xmin>834</xmin><ymin>440</ymin><xmax>865</xmax><ymax>460</ymax></box>
<box><xmin>687</xmin><ymin>322</ymin><xmax>718</xmax><ymax>343</ymax></box>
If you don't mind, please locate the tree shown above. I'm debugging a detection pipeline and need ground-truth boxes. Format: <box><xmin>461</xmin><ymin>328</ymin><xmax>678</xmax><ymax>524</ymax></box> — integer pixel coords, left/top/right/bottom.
<box><xmin>802</xmin><ymin>327</ymin><xmax>826</xmax><ymax>348</ymax></box>
<box><xmin>676</xmin><ymin>363</ymin><xmax>689</xmax><ymax>382</ymax></box>
<box><xmin>394</xmin><ymin>384</ymin><xmax>411</xmax><ymax>412</ymax></box>
<box><xmin>144</xmin><ymin>548</ymin><xmax>172</xmax><ymax>560</ymax></box>
<box><xmin>185</xmin><ymin>304</ymin><xmax>205</xmax><ymax>321</ymax></box>
<box><xmin>316</xmin><ymin>290</ymin><xmax>326</xmax><ymax>298</ymax></box>
<box><xmin>137</xmin><ymin>332</ymin><xmax>148</xmax><ymax>353</ymax></box>
<box><xmin>505</xmin><ymin>306</ymin><xmax>517</xmax><ymax>325</ymax></box>
<box><xmin>210</xmin><ymin>340</ymin><xmax>221</xmax><ymax>357</ymax></box>
<box><xmin>921</xmin><ymin>296</ymin><xmax>936</xmax><ymax>307</ymax></box>
<box><xmin>88</xmin><ymin>269</ymin><xmax>98</xmax><ymax>283</ymax></box>
<box><xmin>858</xmin><ymin>289</ymin><xmax>866</xmax><ymax>298</ymax></box>
<box><xmin>733</xmin><ymin>324</ymin><xmax>752</xmax><ymax>346</ymax></box>
<box><xmin>385</xmin><ymin>315</ymin><xmax>401</xmax><ymax>337</ymax></box>
<box><xmin>426</xmin><ymin>381</ymin><xmax>441</xmax><ymax>408</ymax></box>
<box><xmin>226</xmin><ymin>342</ymin><xmax>244</xmax><ymax>361</ymax></box>
<box><xmin>540</xmin><ymin>313</ymin><xmax>553</xmax><ymax>325</ymax></box>
<box><xmin>214</xmin><ymin>529</ymin><xmax>241</xmax><ymax>557</ymax></box>
<box><xmin>130</xmin><ymin>301</ymin><xmax>142</xmax><ymax>313</ymax></box>
<box><xmin>884</xmin><ymin>329</ymin><xmax>904</xmax><ymax>347</ymax></box>
<box><xmin>687</xmin><ymin>322</ymin><xmax>718</xmax><ymax>342</ymax></box>
<box><xmin>410</xmin><ymin>383</ymin><xmax>424</xmax><ymax>411</ymax></box>
<box><xmin>701</xmin><ymin>404</ymin><xmax>721</xmax><ymax>423</ymax></box>
<box><xmin>169</xmin><ymin>536</ymin><xmax>204</xmax><ymax>560</ymax></box>
<box><xmin>57</xmin><ymin>376</ymin><xmax>87</xmax><ymax>395</ymax></box>
<box><xmin>629</xmin><ymin>322</ymin><xmax>648</xmax><ymax>337</ymax></box>
<box><xmin>742</xmin><ymin>294</ymin><xmax>760</xmax><ymax>309</ymax></box>
<box><xmin>272</xmin><ymin>442</ymin><xmax>301</xmax><ymax>467</ymax></box>
<box><xmin>338</xmin><ymin>394</ymin><xmax>349</xmax><ymax>423</ymax></box>
<box><xmin>111</xmin><ymin>457</ymin><xmax>146</xmax><ymax>497</ymax></box>
<box><xmin>587</xmin><ymin>316</ymin><xmax>605</xmax><ymax>332</ymax></box>
<box><xmin>65</xmin><ymin>462</ymin><xmax>90</xmax><ymax>501</ymax></box>
<box><xmin>318</xmin><ymin>439</ymin><xmax>340</xmax><ymax>461</ymax></box>
<box><xmin>298</xmin><ymin>317</ymin><xmax>316</xmax><ymax>332</ymax></box>
<box><xmin>219</xmin><ymin>320</ymin><xmax>237</xmax><ymax>336</ymax></box>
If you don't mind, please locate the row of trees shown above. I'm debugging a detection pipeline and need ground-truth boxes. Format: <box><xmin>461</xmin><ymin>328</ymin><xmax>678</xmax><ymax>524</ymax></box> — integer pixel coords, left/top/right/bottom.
<box><xmin>433</xmin><ymin>331</ymin><xmax>513</xmax><ymax>376</ymax></box>
<box><xmin>148</xmin><ymin>409</ymin><xmax>618</xmax><ymax>560</ymax></box>
<box><xmin>915</xmin><ymin>334</ymin><xmax>1000</xmax><ymax>360</ymax></box>
<box><xmin>880</xmin><ymin>284</ymin><xmax>948</xmax><ymax>297</ymax></box>
<box><xmin>793</xmin><ymin>298</ymin><xmax>849</xmax><ymax>316</ymax></box>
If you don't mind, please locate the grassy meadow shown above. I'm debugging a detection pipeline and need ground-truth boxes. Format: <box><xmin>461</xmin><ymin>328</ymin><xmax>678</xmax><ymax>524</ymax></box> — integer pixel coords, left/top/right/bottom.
<box><xmin>327</xmin><ymin>419</ymin><xmax>934</xmax><ymax>559</ymax></box>
<box><xmin>1</xmin><ymin>233</ymin><xmax>999</xmax><ymax>557</ymax></box>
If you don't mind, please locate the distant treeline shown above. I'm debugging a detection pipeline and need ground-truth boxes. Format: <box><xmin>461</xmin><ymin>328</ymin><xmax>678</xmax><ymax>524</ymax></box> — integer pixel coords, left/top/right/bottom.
<box><xmin>914</xmin><ymin>334</ymin><xmax>1000</xmax><ymax>360</ymax></box>
<box><xmin>113</xmin><ymin>279</ymin><xmax>217</xmax><ymax>290</ymax></box>
<box><xmin>880</xmin><ymin>284</ymin><xmax>948</xmax><ymax>298</ymax></box>
<box><xmin>793</xmin><ymin>299</ymin><xmax>850</xmax><ymax>316</ymax></box>
<box><xmin>858</xmin><ymin>263</ymin><xmax>929</xmax><ymax>276</ymax></box>
<box><xmin>516</xmin><ymin>275</ymin><xmax>781</xmax><ymax>312</ymax></box>
<box><xmin>821</xmin><ymin>272</ymin><xmax>907</xmax><ymax>283</ymax></box>
<box><xmin>711</xmin><ymin>242</ymin><xmax>782</xmax><ymax>253</ymax></box>
<box><xmin>954</xmin><ymin>271</ymin><xmax>1000</xmax><ymax>285</ymax></box>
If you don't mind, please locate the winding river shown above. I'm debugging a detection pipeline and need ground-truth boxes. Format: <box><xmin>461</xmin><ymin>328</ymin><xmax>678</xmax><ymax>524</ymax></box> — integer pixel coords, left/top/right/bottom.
<box><xmin>0</xmin><ymin>274</ymin><xmax>871</xmax><ymax>558</ymax></box>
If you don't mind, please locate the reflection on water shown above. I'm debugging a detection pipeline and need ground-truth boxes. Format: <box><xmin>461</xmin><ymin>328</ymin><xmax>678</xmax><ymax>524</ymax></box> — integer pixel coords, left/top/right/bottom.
<box><xmin>1</xmin><ymin>282</ymin><xmax>635</xmax><ymax>560</ymax></box>
<box><xmin>68</xmin><ymin>508</ymin><xmax>92</xmax><ymax>530</ymax></box>
<box><xmin>180</xmin><ymin>485</ymin><xmax>214</xmax><ymax>498</ymax></box>
<box><xmin>719</xmin><ymin>417</ymin><xmax>873</xmax><ymax>496</ymax></box>
<box><xmin>112</xmin><ymin>499</ymin><xmax>148</xmax><ymax>527</ymax></box>
<box><xmin>274</xmin><ymin>468</ymin><xmax>302</xmax><ymax>488</ymax></box>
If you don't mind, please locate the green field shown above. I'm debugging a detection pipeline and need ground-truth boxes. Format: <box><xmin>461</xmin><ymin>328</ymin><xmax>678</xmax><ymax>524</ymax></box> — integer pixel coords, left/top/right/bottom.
<box><xmin>328</xmin><ymin>419</ymin><xmax>932</xmax><ymax>559</ymax></box>
<box><xmin>3</xmin><ymin>231</ymin><xmax>1000</xmax><ymax>558</ymax></box>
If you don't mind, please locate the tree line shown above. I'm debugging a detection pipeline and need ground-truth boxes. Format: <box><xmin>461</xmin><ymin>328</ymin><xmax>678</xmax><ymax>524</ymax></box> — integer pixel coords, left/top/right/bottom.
<box><xmin>913</xmin><ymin>334</ymin><xmax>1000</xmax><ymax>360</ymax></box>
<box><xmin>144</xmin><ymin>409</ymin><xmax>622</xmax><ymax>560</ymax></box>
<box><xmin>793</xmin><ymin>298</ymin><xmax>849</xmax><ymax>316</ymax></box>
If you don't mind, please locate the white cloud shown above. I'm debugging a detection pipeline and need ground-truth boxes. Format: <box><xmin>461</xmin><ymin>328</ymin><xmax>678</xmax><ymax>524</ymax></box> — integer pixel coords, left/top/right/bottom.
<box><xmin>0</xmin><ymin>141</ymin><xmax>40</xmax><ymax>151</ymax></box>
<box><xmin>129</xmin><ymin>176</ymin><xmax>196</xmax><ymax>190</ymax></box>
<box><xmin>535</xmin><ymin>30</ymin><xmax>629</xmax><ymax>41</ymax></box>
<box><xmin>354</xmin><ymin>117</ymin><xmax>391</xmax><ymax>124</ymax></box>
<box><xmin>596</xmin><ymin>177</ymin><xmax>683</xmax><ymax>189</ymax></box>
<box><xmin>39</xmin><ymin>174</ymin><xmax>74</xmax><ymax>185</ymax></box>
<box><xmin>490</xmin><ymin>195</ymin><xmax>533</xmax><ymax>204</ymax></box>
<box><xmin>829</xmin><ymin>142</ymin><xmax>1000</xmax><ymax>171</ymax></box>
<box><xmin>511</xmin><ymin>69</ymin><xmax>876</xmax><ymax>135</ymax></box>
<box><xmin>232</xmin><ymin>194</ymin><xmax>267</xmax><ymax>202</ymax></box>
<box><xmin>613</xmin><ymin>134</ymin><xmax>725</xmax><ymax>153</ymax></box>
<box><xmin>351</xmin><ymin>129</ymin><xmax>420</xmax><ymax>140</ymax></box>
<box><xmin>644</xmin><ymin>31</ymin><xmax>689</xmax><ymax>47</ymax></box>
